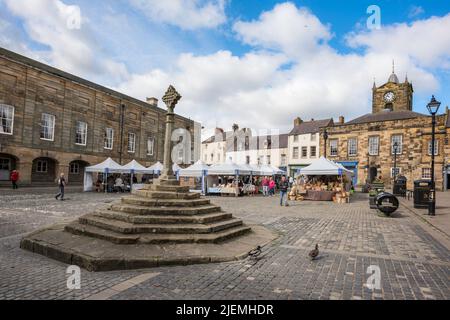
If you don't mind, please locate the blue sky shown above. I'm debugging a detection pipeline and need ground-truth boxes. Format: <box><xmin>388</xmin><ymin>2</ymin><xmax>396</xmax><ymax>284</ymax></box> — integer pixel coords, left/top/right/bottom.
<box><xmin>1</xmin><ymin>0</ymin><xmax>449</xmax><ymax>133</ymax></box>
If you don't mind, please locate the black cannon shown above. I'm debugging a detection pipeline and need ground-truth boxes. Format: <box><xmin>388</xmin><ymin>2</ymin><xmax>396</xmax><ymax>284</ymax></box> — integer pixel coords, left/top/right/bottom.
<box><xmin>375</xmin><ymin>192</ymin><xmax>399</xmax><ymax>215</ymax></box>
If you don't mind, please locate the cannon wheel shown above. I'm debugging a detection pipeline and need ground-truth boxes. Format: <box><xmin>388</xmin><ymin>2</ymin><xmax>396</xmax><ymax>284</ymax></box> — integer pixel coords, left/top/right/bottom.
<box><xmin>376</xmin><ymin>193</ymin><xmax>399</xmax><ymax>216</ymax></box>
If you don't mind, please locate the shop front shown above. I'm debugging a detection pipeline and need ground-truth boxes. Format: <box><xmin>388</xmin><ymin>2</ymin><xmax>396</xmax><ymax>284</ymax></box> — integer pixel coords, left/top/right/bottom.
<box><xmin>337</xmin><ymin>161</ymin><xmax>358</xmax><ymax>187</ymax></box>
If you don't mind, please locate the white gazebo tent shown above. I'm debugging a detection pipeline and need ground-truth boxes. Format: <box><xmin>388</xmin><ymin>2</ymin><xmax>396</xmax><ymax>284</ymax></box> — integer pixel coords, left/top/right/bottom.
<box><xmin>208</xmin><ymin>161</ymin><xmax>251</xmax><ymax>176</ymax></box>
<box><xmin>258</xmin><ymin>164</ymin><xmax>277</xmax><ymax>176</ymax></box>
<box><xmin>121</xmin><ymin>160</ymin><xmax>154</xmax><ymax>190</ymax></box>
<box><xmin>179</xmin><ymin>160</ymin><xmax>210</xmax><ymax>194</ymax></box>
<box><xmin>298</xmin><ymin>157</ymin><xmax>353</xmax><ymax>190</ymax></box>
<box><xmin>148</xmin><ymin>161</ymin><xmax>163</xmax><ymax>175</ymax></box>
<box><xmin>83</xmin><ymin>157</ymin><xmax>125</xmax><ymax>192</ymax></box>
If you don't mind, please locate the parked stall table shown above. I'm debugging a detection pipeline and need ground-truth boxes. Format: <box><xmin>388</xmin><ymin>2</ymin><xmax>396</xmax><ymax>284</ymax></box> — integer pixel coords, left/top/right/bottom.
<box><xmin>303</xmin><ymin>190</ymin><xmax>336</xmax><ymax>201</ymax></box>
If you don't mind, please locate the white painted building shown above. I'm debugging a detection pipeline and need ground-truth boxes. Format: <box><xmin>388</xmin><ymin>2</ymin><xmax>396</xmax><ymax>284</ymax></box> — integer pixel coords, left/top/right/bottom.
<box><xmin>287</xmin><ymin>117</ymin><xmax>333</xmax><ymax>177</ymax></box>
<box><xmin>226</xmin><ymin>134</ymin><xmax>289</xmax><ymax>170</ymax></box>
<box><xmin>201</xmin><ymin>126</ymin><xmax>252</xmax><ymax>165</ymax></box>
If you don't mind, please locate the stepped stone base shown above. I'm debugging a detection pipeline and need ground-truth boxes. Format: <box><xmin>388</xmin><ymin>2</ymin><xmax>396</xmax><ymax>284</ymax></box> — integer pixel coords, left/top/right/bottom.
<box><xmin>20</xmin><ymin>177</ymin><xmax>277</xmax><ymax>271</ymax></box>
<box><xmin>20</xmin><ymin>224</ymin><xmax>276</xmax><ymax>271</ymax></box>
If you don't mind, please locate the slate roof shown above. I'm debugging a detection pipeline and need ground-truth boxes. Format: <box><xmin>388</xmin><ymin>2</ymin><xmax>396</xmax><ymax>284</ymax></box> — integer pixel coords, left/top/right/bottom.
<box><xmin>288</xmin><ymin>119</ymin><xmax>333</xmax><ymax>135</ymax></box>
<box><xmin>344</xmin><ymin>110</ymin><xmax>427</xmax><ymax>125</ymax></box>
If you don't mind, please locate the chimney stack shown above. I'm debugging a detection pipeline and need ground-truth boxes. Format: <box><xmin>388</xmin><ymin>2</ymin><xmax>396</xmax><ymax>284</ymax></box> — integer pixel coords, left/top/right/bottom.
<box><xmin>294</xmin><ymin>117</ymin><xmax>303</xmax><ymax>126</ymax></box>
<box><xmin>146</xmin><ymin>97</ymin><xmax>158</xmax><ymax>107</ymax></box>
<box><xmin>339</xmin><ymin>116</ymin><xmax>345</xmax><ymax>124</ymax></box>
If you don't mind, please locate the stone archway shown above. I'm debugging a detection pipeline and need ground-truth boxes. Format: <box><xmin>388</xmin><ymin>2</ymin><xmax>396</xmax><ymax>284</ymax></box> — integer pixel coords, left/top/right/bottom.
<box><xmin>0</xmin><ymin>153</ymin><xmax>18</xmax><ymax>182</ymax></box>
<box><xmin>31</xmin><ymin>157</ymin><xmax>58</xmax><ymax>185</ymax></box>
<box><xmin>68</xmin><ymin>160</ymin><xmax>90</xmax><ymax>185</ymax></box>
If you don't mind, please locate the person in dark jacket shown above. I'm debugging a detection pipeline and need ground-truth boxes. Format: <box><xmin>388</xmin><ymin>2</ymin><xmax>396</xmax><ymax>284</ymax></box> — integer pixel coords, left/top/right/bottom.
<box><xmin>55</xmin><ymin>173</ymin><xmax>66</xmax><ymax>201</ymax></box>
<box><xmin>279</xmin><ymin>176</ymin><xmax>289</xmax><ymax>206</ymax></box>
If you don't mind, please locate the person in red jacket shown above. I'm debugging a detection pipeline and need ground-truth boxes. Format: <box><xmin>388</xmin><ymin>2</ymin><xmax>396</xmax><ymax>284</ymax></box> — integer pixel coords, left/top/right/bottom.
<box><xmin>10</xmin><ymin>170</ymin><xmax>19</xmax><ymax>189</ymax></box>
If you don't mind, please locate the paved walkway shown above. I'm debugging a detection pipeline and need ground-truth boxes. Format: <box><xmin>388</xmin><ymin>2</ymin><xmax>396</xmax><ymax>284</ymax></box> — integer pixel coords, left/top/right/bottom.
<box><xmin>0</xmin><ymin>191</ymin><xmax>449</xmax><ymax>300</ymax></box>
<box><xmin>399</xmin><ymin>192</ymin><xmax>450</xmax><ymax>240</ymax></box>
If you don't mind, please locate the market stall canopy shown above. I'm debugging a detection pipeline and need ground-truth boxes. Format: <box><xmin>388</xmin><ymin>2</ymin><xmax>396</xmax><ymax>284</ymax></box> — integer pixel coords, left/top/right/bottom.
<box><xmin>299</xmin><ymin>157</ymin><xmax>353</xmax><ymax>176</ymax></box>
<box><xmin>179</xmin><ymin>160</ymin><xmax>210</xmax><ymax>177</ymax></box>
<box><xmin>208</xmin><ymin>161</ymin><xmax>251</xmax><ymax>176</ymax></box>
<box><xmin>258</xmin><ymin>164</ymin><xmax>277</xmax><ymax>176</ymax></box>
<box><xmin>121</xmin><ymin>160</ymin><xmax>154</xmax><ymax>174</ymax></box>
<box><xmin>239</xmin><ymin>164</ymin><xmax>261</xmax><ymax>175</ymax></box>
<box><xmin>269</xmin><ymin>165</ymin><xmax>286</xmax><ymax>175</ymax></box>
<box><xmin>85</xmin><ymin>157</ymin><xmax>124</xmax><ymax>173</ymax></box>
<box><xmin>147</xmin><ymin>161</ymin><xmax>163</xmax><ymax>173</ymax></box>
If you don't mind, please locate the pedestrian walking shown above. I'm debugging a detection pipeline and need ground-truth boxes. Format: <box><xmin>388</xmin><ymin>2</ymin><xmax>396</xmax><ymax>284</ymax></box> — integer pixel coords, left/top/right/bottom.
<box><xmin>262</xmin><ymin>176</ymin><xmax>269</xmax><ymax>196</ymax></box>
<box><xmin>269</xmin><ymin>178</ymin><xmax>275</xmax><ymax>196</ymax></box>
<box><xmin>279</xmin><ymin>176</ymin><xmax>289</xmax><ymax>206</ymax></box>
<box><xmin>10</xmin><ymin>170</ymin><xmax>19</xmax><ymax>189</ymax></box>
<box><xmin>55</xmin><ymin>173</ymin><xmax>66</xmax><ymax>201</ymax></box>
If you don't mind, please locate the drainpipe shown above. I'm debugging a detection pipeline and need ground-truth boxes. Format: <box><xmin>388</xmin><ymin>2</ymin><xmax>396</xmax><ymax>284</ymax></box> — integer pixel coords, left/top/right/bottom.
<box><xmin>119</xmin><ymin>103</ymin><xmax>125</xmax><ymax>165</ymax></box>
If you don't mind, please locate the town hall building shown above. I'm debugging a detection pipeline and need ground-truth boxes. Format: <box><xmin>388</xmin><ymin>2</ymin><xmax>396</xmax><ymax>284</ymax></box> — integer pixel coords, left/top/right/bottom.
<box><xmin>321</xmin><ymin>67</ymin><xmax>450</xmax><ymax>190</ymax></box>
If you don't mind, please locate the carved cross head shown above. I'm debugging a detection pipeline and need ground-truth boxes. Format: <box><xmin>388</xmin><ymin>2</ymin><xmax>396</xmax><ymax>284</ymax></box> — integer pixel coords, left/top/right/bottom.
<box><xmin>162</xmin><ymin>85</ymin><xmax>182</xmax><ymax>111</ymax></box>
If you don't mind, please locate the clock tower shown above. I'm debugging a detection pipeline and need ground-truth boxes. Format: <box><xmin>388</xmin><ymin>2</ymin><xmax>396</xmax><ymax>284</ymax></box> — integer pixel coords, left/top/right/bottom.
<box><xmin>372</xmin><ymin>63</ymin><xmax>414</xmax><ymax>113</ymax></box>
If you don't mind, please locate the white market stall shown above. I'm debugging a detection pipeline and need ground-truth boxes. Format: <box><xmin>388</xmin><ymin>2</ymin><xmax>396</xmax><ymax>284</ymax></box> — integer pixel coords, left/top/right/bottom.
<box><xmin>147</xmin><ymin>161</ymin><xmax>163</xmax><ymax>175</ymax></box>
<box><xmin>292</xmin><ymin>157</ymin><xmax>354</xmax><ymax>202</ymax></box>
<box><xmin>83</xmin><ymin>157</ymin><xmax>125</xmax><ymax>192</ymax></box>
<box><xmin>207</xmin><ymin>161</ymin><xmax>251</xmax><ymax>196</ymax></box>
<box><xmin>178</xmin><ymin>160</ymin><xmax>210</xmax><ymax>194</ymax></box>
<box><xmin>121</xmin><ymin>160</ymin><xmax>154</xmax><ymax>191</ymax></box>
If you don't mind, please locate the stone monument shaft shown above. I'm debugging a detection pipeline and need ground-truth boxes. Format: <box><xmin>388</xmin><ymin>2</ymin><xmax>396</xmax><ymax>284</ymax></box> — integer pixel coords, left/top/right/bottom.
<box><xmin>161</xmin><ymin>85</ymin><xmax>182</xmax><ymax>179</ymax></box>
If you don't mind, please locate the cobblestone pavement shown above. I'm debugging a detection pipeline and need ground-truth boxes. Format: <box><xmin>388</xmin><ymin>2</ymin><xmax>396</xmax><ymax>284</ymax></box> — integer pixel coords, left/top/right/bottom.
<box><xmin>0</xmin><ymin>191</ymin><xmax>449</xmax><ymax>300</ymax></box>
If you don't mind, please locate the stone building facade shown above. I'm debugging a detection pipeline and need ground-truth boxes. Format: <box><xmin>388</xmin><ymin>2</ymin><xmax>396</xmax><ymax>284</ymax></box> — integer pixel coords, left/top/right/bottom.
<box><xmin>287</xmin><ymin>117</ymin><xmax>333</xmax><ymax>177</ymax></box>
<box><xmin>320</xmin><ymin>69</ymin><xmax>449</xmax><ymax>190</ymax></box>
<box><xmin>0</xmin><ymin>48</ymin><xmax>196</xmax><ymax>186</ymax></box>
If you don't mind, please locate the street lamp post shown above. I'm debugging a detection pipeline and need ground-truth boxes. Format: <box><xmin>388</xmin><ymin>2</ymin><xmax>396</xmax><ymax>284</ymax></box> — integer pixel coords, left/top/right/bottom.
<box><xmin>323</xmin><ymin>129</ymin><xmax>328</xmax><ymax>158</ymax></box>
<box><xmin>426</xmin><ymin>95</ymin><xmax>441</xmax><ymax>216</ymax></box>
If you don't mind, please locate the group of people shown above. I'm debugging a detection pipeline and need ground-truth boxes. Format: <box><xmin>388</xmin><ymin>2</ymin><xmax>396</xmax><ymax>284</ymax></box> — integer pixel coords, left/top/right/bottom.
<box><xmin>261</xmin><ymin>176</ymin><xmax>276</xmax><ymax>196</ymax></box>
<box><xmin>251</xmin><ymin>175</ymin><xmax>291</xmax><ymax>206</ymax></box>
<box><xmin>94</xmin><ymin>173</ymin><xmax>146</xmax><ymax>193</ymax></box>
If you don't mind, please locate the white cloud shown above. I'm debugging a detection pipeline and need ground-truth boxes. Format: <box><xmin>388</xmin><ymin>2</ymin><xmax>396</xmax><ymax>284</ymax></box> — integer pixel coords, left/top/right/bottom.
<box><xmin>2</xmin><ymin>0</ymin><xmax>129</xmax><ymax>84</ymax></box>
<box><xmin>130</xmin><ymin>0</ymin><xmax>227</xmax><ymax>30</ymax></box>
<box><xmin>116</xmin><ymin>2</ymin><xmax>445</xmax><ymax>133</ymax></box>
<box><xmin>2</xmin><ymin>1</ymin><xmax>448</xmax><ymax>134</ymax></box>
<box><xmin>346</xmin><ymin>13</ymin><xmax>450</xmax><ymax>69</ymax></box>
<box><xmin>233</xmin><ymin>2</ymin><xmax>332</xmax><ymax>59</ymax></box>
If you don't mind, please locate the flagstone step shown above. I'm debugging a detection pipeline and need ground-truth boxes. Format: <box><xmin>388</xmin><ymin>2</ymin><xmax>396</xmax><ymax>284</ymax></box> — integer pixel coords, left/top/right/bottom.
<box><xmin>78</xmin><ymin>214</ymin><xmax>243</xmax><ymax>234</ymax></box>
<box><xmin>110</xmin><ymin>203</ymin><xmax>221</xmax><ymax>215</ymax></box>
<box><xmin>132</xmin><ymin>189</ymin><xmax>201</xmax><ymax>200</ymax></box>
<box><xmin>93</xmin><ymin>209</ymin><xmax>233</xmax><ymax>224</ymax></box>
<box><xmin>149</xmin><ymin>185</ymin><xmax>190</xmax><ymax>192</ymax></box>
<box><xmin>65</xmin><ymin>222</ymin><xmax>251</xmax><ymax>244</ymax></box>
<box><xmin>121</xmin><ymin>196</ymin><xmax>210</xmax><ymax>207</ymax></box>
<box><xmin>64</xmin><ymin>222</ymin><xmax>139</xmax><ymax>244</ymax></box>
<box><xmin>138</xmin><ymin>225</ymin><xmax>252</xmax><ymax>244</ymax></box>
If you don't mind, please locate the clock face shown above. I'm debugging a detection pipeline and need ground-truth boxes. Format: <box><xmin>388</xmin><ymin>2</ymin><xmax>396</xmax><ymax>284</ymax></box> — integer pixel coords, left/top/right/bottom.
<box><xmin>384</xmin><ymin>91</ymin><xmax>395</xmax><ymax>102</ymax></box>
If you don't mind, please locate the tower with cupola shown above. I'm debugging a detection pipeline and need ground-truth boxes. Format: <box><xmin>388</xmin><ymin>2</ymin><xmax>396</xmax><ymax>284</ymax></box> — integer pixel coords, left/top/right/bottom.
<box><xmin>372</xmin><ymin>62</ymin><xmax>414</xmax><ymax>113</ymax></box>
